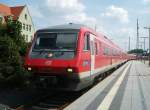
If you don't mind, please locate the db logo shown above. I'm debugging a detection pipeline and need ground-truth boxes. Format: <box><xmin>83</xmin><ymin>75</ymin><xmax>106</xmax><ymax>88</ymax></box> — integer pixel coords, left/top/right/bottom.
<box><xmin>45</xmin><ymin>61</ymin><xmax>52</xmax><ymax>65</ymax></box>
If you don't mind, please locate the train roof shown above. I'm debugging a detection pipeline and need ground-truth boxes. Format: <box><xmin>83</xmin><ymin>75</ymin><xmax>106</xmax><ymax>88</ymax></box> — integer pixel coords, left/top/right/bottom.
<box><xmin>37</xmin><ymin>23</ymin><xmax>86</xmax><ymax>32</ymax></box>
<box><xmin>36</xmin><ymin>23</ymin><xmax>124</xmax><ymax>53</ymax></box>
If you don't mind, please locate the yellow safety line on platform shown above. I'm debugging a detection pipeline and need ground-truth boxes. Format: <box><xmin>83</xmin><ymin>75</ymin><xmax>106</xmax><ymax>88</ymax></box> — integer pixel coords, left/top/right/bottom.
<box><xmin>97</xmin><ymin>62</ymin><xmax>131</xmax><ymax>110</ymax></box>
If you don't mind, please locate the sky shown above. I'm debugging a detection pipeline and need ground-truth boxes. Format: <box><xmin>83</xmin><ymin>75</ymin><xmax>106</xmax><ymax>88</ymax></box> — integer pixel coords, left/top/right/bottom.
<box><xmin>0</xmin><ymin>0</ymin><xmax>150</xmax><ymax>51</ymax></box>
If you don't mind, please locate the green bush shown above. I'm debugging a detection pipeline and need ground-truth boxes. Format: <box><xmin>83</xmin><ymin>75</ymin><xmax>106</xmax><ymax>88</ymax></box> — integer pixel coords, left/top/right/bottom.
<box><xmin>0</xmin><ymin>16</ymin><xmax>29</xmax><ymax>88</ymax></box>
<box><xmin>0</xmin><ymin>36</ymin><xmax>19</xmax><ymax>64</ymax></box>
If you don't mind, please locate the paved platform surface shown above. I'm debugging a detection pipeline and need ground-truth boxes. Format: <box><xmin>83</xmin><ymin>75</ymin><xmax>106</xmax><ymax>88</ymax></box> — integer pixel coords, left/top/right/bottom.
<box><xmin>65</xmin><ymin>61</ymin><xmax>150</xmax><ymax>110</ymax></box>
<box><xmin>108</xmin><ymin>61</ymin><xmax>150</xmax><ymax>110</ymax></box>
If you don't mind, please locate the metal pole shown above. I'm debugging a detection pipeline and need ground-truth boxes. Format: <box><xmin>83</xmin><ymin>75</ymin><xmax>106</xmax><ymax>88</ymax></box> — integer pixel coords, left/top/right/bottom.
<box><xmin>139</xmin><ymin>42</ymin><xmax>144</xmax><ymax>49</ymax></box>
<box><xmin>137</xmin><ymin>19</ymin><xmax>139</xmax><ymax>49</ymax></box>
<box><xmin>95</xmin><ymin>25</ymin><xmax>97</xmax><ymax>31</ymax></box>
<box><xmin>143</xmin><ymin>39</ymin><xmax>146</xmax><ymax>64</ymax></box>
<box><xmin>140</xmin><ymin>37</ymin><xmax>148</xmax><ymax>50</ymax></box>
<box><xmin>144</xmin><ymin>27</ymin><xmax>150</xmax><ymax>66</ymax></box>
<box><xmin>128</xmin><ymin>36</ymin><xmax>130</xmax><ymax>51</ymax></box>
<box><xmin>143</xmin><ymin>38</ymin><xmax>146</xmax><ymax>50</ymax></box>
<box><xmin>140</xmin><ymin>37</ymin><xmax>149</xmax><ymax>63</ymax></box>
<box><xmin>149</xmin><ymin>28</ymin><xmax>150</xmax><ymax>66</ymax></box>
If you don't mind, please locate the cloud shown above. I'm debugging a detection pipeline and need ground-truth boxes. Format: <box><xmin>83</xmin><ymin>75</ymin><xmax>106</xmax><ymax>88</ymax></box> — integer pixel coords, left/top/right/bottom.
<box><xmin>120</xmin><ymin>28</ymin><xmax>134</xmax><ymax>34</ymax></box>
<box><xmin>28</xmin><ymin>5</ymin><xmax>44</xmax><ymax>18</ymax></box>
<box><xmin>139</xmin><ymin>8</ymin><xmax>150</xmax><ymax>14</ymax></box>
<box><xmin>101</xmin><ymin>5</ymin><xmax>129</xmax><ymax>23</ymax></box>
<box><xmin>143</xmin><ymin>0</ymin><xmax>150</xmax><ymax>3</ymax></box>
<box><xmin>11</xmin><ymin>0</ymin><xmax>140</xmax><ymax>51</ymax></box>
<box><xmin>27</xmin><ymin>0</ymin><xmax>98</xmax><ymax>30</ymax></box>
<box><xmin>45</xmin><ymin>0</ymin><xmax>97</xmax><ymax>29</ymax></box>
<box><xmin>116</xmin><ymin>27</ymin><xmax>135</xmax><ymax>50</ymax></box>
<box><xmin>26</xmin><ymin>1</ymin><xmax>135</xmax><ymax>50</ymax></box>
<box><xmin>46</xmin><ymin>0</ymin><xmax>85</xmax><ymax>13</ymax></box>
<box><xmin>64</xmin><ymin>12</ymin><xmax>97</xmax><ymax>28</ymax></box>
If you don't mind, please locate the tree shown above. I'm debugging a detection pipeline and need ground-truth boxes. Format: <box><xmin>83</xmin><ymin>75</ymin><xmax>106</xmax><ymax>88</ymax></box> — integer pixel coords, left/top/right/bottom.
<box><xmin>0</xmin><ymin>16</ymin><xmax>28</xmax><ymax>87</ymax></box>
<box><xmin>127</xmin><ymin>49</ymin><xmax>145</xmax><ymax>54</ymax></box>
<box><xmin>5</xmin><ymin>16</ymin><xmax>27</xmax><ymax>56</ymax></box>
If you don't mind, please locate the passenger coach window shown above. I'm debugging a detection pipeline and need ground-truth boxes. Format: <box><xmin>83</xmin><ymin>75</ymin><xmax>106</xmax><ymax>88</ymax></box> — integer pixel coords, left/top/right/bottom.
<box><xmin>95</xmin><ymin>42</ymin><xmax>98</xmax><ymax>55</ymax></box>
<box><xmin>84</xmin><ymin>34</ymin><xmax>90</xmax><ymax>51</ymax></box>
<box><xmin>104</xmin><ymin>47</ymin><xmax>109</xmax><ymax>55</ymax></box>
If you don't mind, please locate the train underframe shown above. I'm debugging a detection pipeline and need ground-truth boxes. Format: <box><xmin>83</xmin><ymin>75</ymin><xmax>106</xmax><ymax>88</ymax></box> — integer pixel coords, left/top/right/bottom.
<box><xmin>33</xmin><ymin>74</ymin><xmax>93</xmax><ymax>91</ymax></box>
<box><xmin>32</xmin><ymin>61</ymin><xmax>126</xmax><ymax>91</ymax></box>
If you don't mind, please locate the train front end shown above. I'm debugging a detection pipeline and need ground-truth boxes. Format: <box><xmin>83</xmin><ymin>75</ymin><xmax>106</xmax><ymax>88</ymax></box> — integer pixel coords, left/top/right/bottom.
<box><xmin>25</xmin><ymin>27</ymin><xmax>82</xmax><ymax>91</ymax></box>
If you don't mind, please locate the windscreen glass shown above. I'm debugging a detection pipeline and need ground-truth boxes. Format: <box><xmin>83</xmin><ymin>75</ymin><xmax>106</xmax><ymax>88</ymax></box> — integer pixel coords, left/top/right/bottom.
<box><xmin>33</xmin><ymin>33</ymin><xmax>77</xmax><ymax>50</ymax></box>
<box><xmin>30</xmin><ymin>32</ymin><xmax>78</xmax><ymax>59</ymax></box>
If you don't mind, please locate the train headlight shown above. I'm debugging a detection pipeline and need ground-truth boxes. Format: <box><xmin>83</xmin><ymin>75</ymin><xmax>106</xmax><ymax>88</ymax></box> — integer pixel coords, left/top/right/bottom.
<box><xmin>27</xmin><ymin>67</ymin><xmax>32</xmax><ymax>71</ymax></box>
<box><xmin>67</xmin><ymin>68</ymin><xmax>73</xmax><ymax>73</ymax></box>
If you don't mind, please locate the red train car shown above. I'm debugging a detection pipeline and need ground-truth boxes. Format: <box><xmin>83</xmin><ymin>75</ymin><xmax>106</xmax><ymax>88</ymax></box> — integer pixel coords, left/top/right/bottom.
<box><xmin>25</xmin><ymin>23</ymin><xmax>129</xmax><ymax>91</ymax></box>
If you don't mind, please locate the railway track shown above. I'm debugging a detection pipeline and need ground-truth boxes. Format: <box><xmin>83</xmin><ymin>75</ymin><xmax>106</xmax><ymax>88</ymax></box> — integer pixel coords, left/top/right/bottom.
<box><xmin>28</xmin><ymin>91</ymin><xmax>82</xmax><ymax>110</ymax></box>
<box><xmin>12</xmin><ymin>63</ymin><xmax>123</xmax><ymax>110</ymax></box>
<box><xmin>14</xmin><ymin>90</ymin><xmax>85</xmax><ymax>110</ymax></box>
<box><xmin>14</xmin><ymin>79</ymin><xmax>108</xmax><ymax>110</ymax></box>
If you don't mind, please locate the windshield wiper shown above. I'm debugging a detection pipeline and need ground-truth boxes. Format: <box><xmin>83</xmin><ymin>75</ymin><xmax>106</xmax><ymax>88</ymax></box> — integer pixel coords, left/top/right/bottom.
<box><xmin>32</xmin><ymin>49</ymin><xmax>51</xmax><ymax>53</ymax></box>
<box><xmin>32</xmin><ymin>48</ymin><xmax>75</xmax><ymax>52</ymax></box>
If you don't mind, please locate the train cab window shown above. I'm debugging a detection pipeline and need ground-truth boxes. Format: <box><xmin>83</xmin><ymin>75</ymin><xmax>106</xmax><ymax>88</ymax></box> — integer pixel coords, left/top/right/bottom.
<box><xmin>30</xmin><ymin>32</ymin><xmax>78</xmax><ymax>59</ymax></box>
<box><xmin>84</xmin><ymin>33</ymin><xmax>90</xmax><ymax>51</ymax></box>
<box><xmin>34</xmin><ymin>33</ymin><xmax>77</xmax><ymax>50</ymax></box>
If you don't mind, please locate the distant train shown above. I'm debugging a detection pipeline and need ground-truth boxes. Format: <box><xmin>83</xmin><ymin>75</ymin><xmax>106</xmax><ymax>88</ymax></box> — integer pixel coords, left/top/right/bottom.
<box><xmin>25</xmin><ymin>23</ymin><xmax>135</xmax><ymax>91</ymax></box>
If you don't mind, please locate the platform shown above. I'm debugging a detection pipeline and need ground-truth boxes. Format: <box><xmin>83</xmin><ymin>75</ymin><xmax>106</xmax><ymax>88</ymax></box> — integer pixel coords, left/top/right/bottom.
<box><xmin>65</xmin><ymin>61</ymin><xmax>150</xmax><ymax>110</ymax></box>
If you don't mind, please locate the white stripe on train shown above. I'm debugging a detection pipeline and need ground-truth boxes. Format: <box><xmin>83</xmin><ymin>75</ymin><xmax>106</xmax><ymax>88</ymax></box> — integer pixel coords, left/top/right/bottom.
<box><xmin>78</xmin><ymin>60</ymin><xmax>126</xmax><ymax>79</ymax></box>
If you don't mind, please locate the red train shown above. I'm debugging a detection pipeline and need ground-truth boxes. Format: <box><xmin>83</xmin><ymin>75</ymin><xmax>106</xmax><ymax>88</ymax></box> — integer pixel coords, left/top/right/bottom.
<box><xmin>25</xmin><ymin>23</ymin><xmax>134</xmax><ymax>91</ymax></box>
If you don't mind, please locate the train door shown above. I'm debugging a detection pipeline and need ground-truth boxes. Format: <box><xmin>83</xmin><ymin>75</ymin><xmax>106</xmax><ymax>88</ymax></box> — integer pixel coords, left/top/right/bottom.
<box><xmin>90</xmin><ymin>34</ymin><xmax>95</xmax><ymax>75</ymax></box>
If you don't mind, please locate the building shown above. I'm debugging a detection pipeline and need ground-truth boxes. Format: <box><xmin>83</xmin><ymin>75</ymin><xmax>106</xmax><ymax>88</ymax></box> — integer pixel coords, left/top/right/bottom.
<box><xmin>0</xmin><ymin>3</ymin><xmax>11</xmax><ymax>24</ymax></box>
<box><xmin>0</xmin><ymin>3</ymin><xmax>35</xmax><ymax>42</ymax></box>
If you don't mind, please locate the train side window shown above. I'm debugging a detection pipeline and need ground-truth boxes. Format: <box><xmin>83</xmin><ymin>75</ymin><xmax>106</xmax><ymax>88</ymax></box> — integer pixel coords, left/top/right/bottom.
<box><xmin>84</xmin><ymin>33</ymin><xmax>90</xmax><ymax>51</ymax></box>
<box><xmin>109</xmin><ymin>48</ymin><xmax>111</xmax><ymax>55</ymax></box>
<box><xmin>104</xmin><ymin>47</ymin><xmax>109</xmax><ymax>55</ymax></box>
<box><xmin>112</xmin><ymin>49</ymin><xmax>115</xmax><ymax>56</ymax></box>
<box><xmin>99</xmin><ymin>42</ymin><xmax>101</xmax><ymax>54</ymax></box>
<box><xmin>116</xmin><ymin>51</ymin><xmax>119</xmax><ymax>56</ymax></box>
<box><xmin>107</xmin><ymin>48</ymin><xmax>110</xmax><ymax>55</ymax></box>
<box><xmin>95</xmin><ymin>42</ymin><xmax>98</xmax><ymax>55</ymax></box>
<box><xmin>104</xmin><ymin>47</ymin><xmax>107</xmax><ymax>55</ymax></box>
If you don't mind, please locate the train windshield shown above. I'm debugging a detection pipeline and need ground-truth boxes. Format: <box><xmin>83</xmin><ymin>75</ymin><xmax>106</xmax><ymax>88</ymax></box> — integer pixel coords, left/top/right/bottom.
<box><xmin>33</xmin><ymin>33</ymin><xmax>77</xmax><ymax>51</ymax></box>
<box><xmin>30</xmin><ymin>32</ymin><xmax>78</xmax><ymax>59</ymax></box>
